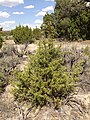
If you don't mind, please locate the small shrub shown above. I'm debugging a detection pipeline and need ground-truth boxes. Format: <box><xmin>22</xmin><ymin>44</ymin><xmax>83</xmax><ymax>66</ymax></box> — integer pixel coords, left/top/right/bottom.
<box><xmin>0</xmin><ymin>44</ymin><xmax>20</xmax><ymax>94</ymax></box>
<box><xmin>83</xmin><ymin>46</ymin><xmax>90</xmax><ymax>56</ymax></box>
<box><xmin>33</xmin><ymin>27</ymin><xmax>41</xmax><ymax>40</ymax></box>
<box><xmin>0</xmin><ymin>69</ymin><xmax>7</xmax><ymax>94</ymax></box>
<box><xmin>11</xmin><ymin>25</ymin><xmax>33</xmax><ymax>44</ymax></box>
<box><xmin>12</xmin><ymin>39</ymin><xmax>83</xmax><ymax>108</ymax></box>
<box><xmin>0</xmin><ymin>35</ymin><xmax>3</xmax><ymax>48</ymax></box>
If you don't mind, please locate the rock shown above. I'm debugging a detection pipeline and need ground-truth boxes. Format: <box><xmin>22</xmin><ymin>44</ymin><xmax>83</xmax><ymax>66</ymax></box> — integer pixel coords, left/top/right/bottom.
<box><xmin>14</xmin><ymin>44</ymin><xmax>38</xmax><ymax>56</ymax></box>
<box><xmin>16</xmin><ymin>60</ymin><xmax>28</xmax><ymax>71</ymax></box>
<box><xmin>25</xmin><ymin>44</ymin><xmax>38</xmax><ymax>54</ymax></box>
<box><xmin>3</xmin><ymin>40</ymin><xmax>15</xmax><ymax>45</ymax></box>
<box><xmin>14</xmin><ymin>44</ymin><xmax>26</xmax><ymax>55</ymax></box>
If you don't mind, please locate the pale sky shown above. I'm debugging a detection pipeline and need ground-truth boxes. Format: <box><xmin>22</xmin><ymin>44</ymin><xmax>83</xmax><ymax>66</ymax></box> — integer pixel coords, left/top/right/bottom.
<box><xmin>0</xmin><ymin>0</ymin><xmax>55</xmax><ymax>30</ymax></box>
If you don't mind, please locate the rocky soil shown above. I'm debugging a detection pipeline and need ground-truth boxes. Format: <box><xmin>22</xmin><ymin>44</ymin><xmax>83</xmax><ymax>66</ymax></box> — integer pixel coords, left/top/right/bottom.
<box><xmin>0</xmin><ymin>40</ymin><xmax>90</xmax><ymax>120</ymax></box>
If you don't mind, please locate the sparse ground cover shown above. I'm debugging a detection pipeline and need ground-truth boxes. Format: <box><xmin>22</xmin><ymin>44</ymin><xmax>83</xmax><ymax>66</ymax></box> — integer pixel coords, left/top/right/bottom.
<box><xmin>0</xmin><ymin>38</ymin><xmax>90</xmax><ymax>119</ymax></box>
<box><xmin>0</xmin><ymin>0</ymin><xmax>90</xmax><ymax>119</ymax></box>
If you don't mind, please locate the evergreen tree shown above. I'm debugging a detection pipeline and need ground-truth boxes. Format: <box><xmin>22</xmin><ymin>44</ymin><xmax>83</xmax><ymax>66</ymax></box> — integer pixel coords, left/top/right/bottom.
<box><xmin>41</xmin><ymin>13</ymin><xmax>56</xmax><ymax>38</ymax></box>
<box><xmin>53</xmin><ymin>0</ymin><xmax>90</xmax><ymax>40</ymax></box>
<box><xmin>11</xmin><ymin>25</ymin><xmax>33</xmax><ymax>44</ymax></box>
<box><xmin>0</xmin><ymin>27</ymin><xmax>3</xmax><ymax>31</ymax></box>
<box><xmin>41</xmin><ymin>0</ymin><xmax>90</xmax><ymax>41</ymax></box>
<box><xmin>33</xmin><ymin>27</ymin><xmax>41</xmax><ymax>40</ymax></box>
<box><xmin>12</xmin><ymin>39</ymin><xmax>83</xmax><ymax>108</ymax></box>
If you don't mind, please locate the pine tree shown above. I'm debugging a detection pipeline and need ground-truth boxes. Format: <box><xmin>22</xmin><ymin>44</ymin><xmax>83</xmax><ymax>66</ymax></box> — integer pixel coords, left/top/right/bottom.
<box><xmin>11</xmin><ymin>25</ymin><xmax>33</xmax><ymax>44</ymax></box>
<box><xmin>54</xmin><ymin>0</ymin><xmax>90</xmax><ymax>40</ymax></box>
<box><xmin>12</xmin><ymin>39</ymin><xmax>83</xmax><ymax>108</ymax></box>
<box><xmin>41</xmin><ymin>13</ymin><xmax>56</xmax><ymax>38</ymax></box>
<box><xmin>33</xmin><ymin>27</ymin><xmax>41</xmax><ymax>40</ymax></box>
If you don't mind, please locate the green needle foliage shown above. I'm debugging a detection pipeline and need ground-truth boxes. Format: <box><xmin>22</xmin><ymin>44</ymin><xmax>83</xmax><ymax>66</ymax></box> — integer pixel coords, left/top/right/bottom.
<box><xmin>42</xmin><ymin>0</ymin><xmax>90</xmax><ymax>40</ymax></box>
<box><xmin>12</xmin><ymin>39</ymin><xmax>83</xmax><ymax>108</ymax></box>
<box><xmin>33</xmin><ymin>27</ymin><xmax>41</xmax><ymax>40</ymax></box>
<box><xmin>11</xmin><ymin>25</ymin><xmax>33</xmax><ymax>44</ymax></box>
<box><xmin>0</xmin><ymin>35</ymin><xmax>3</xmax><ymax>48</ymax></box>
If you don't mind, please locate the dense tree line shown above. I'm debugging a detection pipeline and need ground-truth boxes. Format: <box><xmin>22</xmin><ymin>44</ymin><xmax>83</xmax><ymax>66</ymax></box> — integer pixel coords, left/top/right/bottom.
<box><xmin>41</xmin><ymin>0</ymin><xmax>90</xmax><ymax>41</ymax></box>
<box><xmin>11</xmin><ymin>0</ymin><xmax>90</xmax><ymax>43</ymax></box>
<box><xmin>11</xmin><ymin>25</ymin><xmax>41</xmax><ymax>44</ymax></box>
<box><xmin>33</xmin><ymin>27</ymin><xmax>42</xmax><ymax>40</ymax></box>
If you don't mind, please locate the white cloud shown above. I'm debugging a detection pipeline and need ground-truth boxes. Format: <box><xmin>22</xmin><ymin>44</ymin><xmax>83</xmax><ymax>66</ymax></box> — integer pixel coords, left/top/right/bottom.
<box><xmin>42</xmin><ymin>6</ymin><xmax>54</xmax><ymax>12</ymax></box>
<box><xmin>35</xmin><ymin>19</ymin><xmax>43</xmax><ymax>24</ymax></box>
<box><xmin>36</xmin><ymin>6</ymin><xmax>54</xmax><ymax>17</ymax></box>
<box><xmin>0</xmin><ymin>21</ymin><xmax>16</xmax><ymax>30</ymax></box>
<box><xmin>13</xmin><ymin>12</ymin><xmax>24</xmax><ymax>15</ymax></box>
<box><xmin>45</xmin><ymin>0</ymin><xmax>54</xmax><ymax>1</ymax></box>
<box><xmin>0</xmin><ymin>11</ymin><xmax>10</xmax><ymax>18</ymax></box>
<box><xmin>24</xmin><ymin>5</ymin><xmax>34</xmax><ymax>9</ymax></box>
<box><xmin>0</xmin><ymin>0</ymin><xmax>24</xmax><ymax>7</ymax></box>
<box><xmin>35</xmin><ymin>11</ymin><xmax>46</xmax><ymax>17</ymax></box>
<box><xmin>34</xmin><ymin>19</ymin><xmax>43</xmax><ymax>27</ymax></box>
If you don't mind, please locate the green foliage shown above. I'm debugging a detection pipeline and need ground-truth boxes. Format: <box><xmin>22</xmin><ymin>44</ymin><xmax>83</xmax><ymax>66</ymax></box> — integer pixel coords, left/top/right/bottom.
<box><xmin>12</xmin><ymin>39</ymin><xmax>83</xmax><ymax>108</ymax></box>
<box><xmin>0</xmin><ymin>71</ymin><xmax>6</xmax><ymax>93</ymax></box>
<box><xmin>41</xmin><ymin>13</ymin><xmax>56</xmax><ymax>38</ymax></box>
<box><xmin>54</xmin><ymin>0</ymin><xmax>90</xmax><ymax>40</ymax></box>
<box><xmin>33</xmin><ymin>27</ymin><xmax>41</xmax><ymax>40</ymax></box>
<box><xmin>0</xmin><ymin>35</ymin><xmax>3</xmax><ymax>48</ymax></box>
<box><xmin>41</xmin><ymin>0</ymin><xmax>90</xmax><ymax>40</ymax></box>
<box><xmin>0</xmin><ymin>31</ymin><xmax>11</xmax><ymax>37</ymax></box>
<box><xmin>83</xmin><ymin>46</ymin><xmax>90</xmax><ymax>57</ymax></box>
<box><xmin>11</xmin><ymin>25</ymin><xmax>33</xmax><ymax>44</ymax></box>
<box><xmin>0</xmin><ymin>72</ymin><xmax>4</xmax><ymax>93</ymax></box>
<box><xmin>0</xmin><ymin>27</ymin><xmax>3</xmax><ymax>31</ymax></box>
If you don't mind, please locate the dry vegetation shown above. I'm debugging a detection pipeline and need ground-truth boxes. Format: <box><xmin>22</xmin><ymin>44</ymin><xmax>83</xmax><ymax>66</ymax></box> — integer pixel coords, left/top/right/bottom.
<box><xmin>0</xmin><ymin>38</ymin><xmax>90</xmax><ymax>120</ymax></box>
